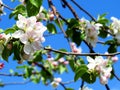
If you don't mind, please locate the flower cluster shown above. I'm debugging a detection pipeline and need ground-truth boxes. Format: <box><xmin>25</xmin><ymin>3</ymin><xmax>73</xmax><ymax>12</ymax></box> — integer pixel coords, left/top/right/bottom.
<box><xmin>51</xmin><ymin>77</ymin><xmax>62</xmax><ymax>88</ymax></box>
<box><xmin>87</xmin><ymin>56</ymin><xmax>113</xmax><ymax>85</ymax></box>
<box><xmin>80</xmin><ymin>18</ymin><xmax>102</xmax><ymax>47</ymax></box>
<box><xmin>47</xmin><ymin>57</ymin><xmax>69</xmax><ymax>67</ymax></box>
<box><xmin>12</xmin><ymin>14</ymin><xmax>46</xmax><ymax>59</ymax></box>
<box><xmin>111</xmin><ymin>17</ymin><xmax>120</xmax><ymax>43</ymax></box>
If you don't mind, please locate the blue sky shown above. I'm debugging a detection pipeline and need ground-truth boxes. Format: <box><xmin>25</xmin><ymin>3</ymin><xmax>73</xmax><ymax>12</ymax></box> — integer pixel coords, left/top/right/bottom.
<box><xmin>0</xmin><ymin>0</ymin><xmax>120</xmax><ymax>90</ymax></box>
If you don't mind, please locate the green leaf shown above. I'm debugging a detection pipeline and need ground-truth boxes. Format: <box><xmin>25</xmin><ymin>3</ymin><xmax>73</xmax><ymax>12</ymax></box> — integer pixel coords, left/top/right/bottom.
<box><xmin>31</xmin><ymin>74</ymin><xmax>41</xmax><ymax>83</ymax></box>
<box><xmin>9</xmin><ymin>4</ymin><xmax>26</xmax><ymax>19</ymax></box>
<box><xmin>47</xmin><ymin>23</ymin><xmax>57</xmax><ymax>34</ymax></box>
<box><xmin>81</xmin><ymin>72</ymin><xmax>96</xmax><ymax>84</ymax></box>
<box><xmin>2</xmin><ymin>46</ymin><xmax>12</xmax><ymax>62</ymax></box>
<box><xmin>105</xmin><ymin>40</ymin><xmax>115</xmax><ymax>45</ymax></box>
<box><xmin>74</xmin><ymin>64</ymin><xmax>88</xmax><ymax>81</ymax></box>
<box><xmin>33</xmin><ymin>50</ymin><xmax>42</xmax><ymax>62</ymax></box>
<box><xmin>59</xmin><ymin>65</ymin><xmax>67</xmax><ymax>74</ymax></box>
<box><xmin>97</xmin><ymin>13</ymin><xmax>109</xmax><ymax>25</ymax></box>
<box><xmin>24</xmin><ymin>66</ymin><xmax>33</xmax><ymax>78</ymax></box>
<box><xmin>4</xmin><ymin>28</ymin><xmax>16</xmax><ymax>34</ymax></box>
<box><xmin>30</xmin><ymin>0</ymin><xmax>42</xmax><ymax>8</ymax></box>
<box><xmin>72</xmin><ymin>30</ymin><xmax>84</xmax><ymax>46</ymax></box>
<box><xmin>26</xmin><ymin>0</ymin><xmax>41</xmax><ymax>16</ymax></box>
<box><xmin>108</xmin><ymin>44</ymin><xmax>117</xmax><ymax>53</ymax></box>
<box><xmin>13</xmin><ymin>41</ymin><xmax>22</xmax><ymax>60</ymax></box>
<box><xmin>98</xmin><ymin>29</ymin><xmax>108</xmax><ymax>38</ymax></box>
<box><xmin>54</xmin><ymin>19</ymin><xmax>64</xmax><ymax>28</ymax></box>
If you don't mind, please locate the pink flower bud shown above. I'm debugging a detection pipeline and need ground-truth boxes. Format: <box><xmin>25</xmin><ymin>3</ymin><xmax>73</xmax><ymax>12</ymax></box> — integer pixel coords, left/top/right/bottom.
<box><xmin>52</xmin><ymin>61</ymin><xmax>58</xmax><ymax>66</ymax></box>
<box><xmin>0</xmin><ymin>63</ymin><xmax>4</xmax><ymax>69</ymax></box>
<box><xmin>112</xmin><ymin>56</ymin><xmax>118</xmax><ymax>62</ymax></box>
<box><xmin>49</xmin><ymin>12</ymin><xmax>54</xmax><ymax>21</ymax></box>
<box><xmin>63</xmin><ymin>61</ymin><xmax>69</xmax><ymax>65</ymax></box>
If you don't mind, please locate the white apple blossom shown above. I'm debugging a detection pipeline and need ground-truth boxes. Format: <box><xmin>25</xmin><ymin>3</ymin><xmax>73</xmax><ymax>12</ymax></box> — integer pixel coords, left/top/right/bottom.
<box><xmin>16</xmin><ymin>14</ymin><xmax>37</xmax><ymax>31</ymax></box>
<box><xmin>111</xmin><ymin>17</ymin><xmax>120</xmax><ymax>34</ymax></box>
<box><xmin>87</xmin><ymin>56</ymin><xmax>113</xmax><ymax>85</ymax></box>
<box><xmin>111</xmin><ymin>17</ymin><xmax>120</xmax><ymax>44</ymax></box>
<box><xmin>51</xmin><ymin>77</ymin><xmax>62</xmax><ymax>88</ymax></box>
<box><xmin>85</xmin><ymin>22</ymin><xmax>102</xmax><ymax>47</ymax></box>
<box><xmin>12</xmin><ymin>14</ymin><xmax>47</xmax><ymax>56</ymax></box>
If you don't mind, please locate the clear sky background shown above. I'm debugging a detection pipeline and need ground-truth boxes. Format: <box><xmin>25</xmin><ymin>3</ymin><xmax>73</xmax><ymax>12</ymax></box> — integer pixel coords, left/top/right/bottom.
<box><xmin>0</xmin><ymin>0</ymin><xmax>120</xmax><ymax>90</ymax></box>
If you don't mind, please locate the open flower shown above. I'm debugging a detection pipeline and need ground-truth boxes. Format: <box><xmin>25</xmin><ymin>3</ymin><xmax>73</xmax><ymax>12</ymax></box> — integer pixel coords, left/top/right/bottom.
<box><xmin>12</xmin><ymin>14</ymin><xmax>46</xmax><ymax>56</ymax></box>
<box><xmin>87</xmin><ymin>56</ymin><xmax>113</xmax><ymax>85</ymax></box>
<box><xmin>85</xmin><ymin>22</ymin><xmax>102</xmax><ymax>47</ymax></box>
<box><xmin>51</xmin><ymin>77</ymin><xmax>62</xmax><ymax>88</ymax></box>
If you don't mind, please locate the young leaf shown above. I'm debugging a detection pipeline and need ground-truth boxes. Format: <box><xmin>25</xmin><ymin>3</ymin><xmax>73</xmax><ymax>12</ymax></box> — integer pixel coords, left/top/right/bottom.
<box><xmin>74</xmin><ymin>64</ymin><xmax>88</xmax><ymax>81</ymax></box>
<box><xmin>26</xmin><ymin>1</ymin><xmax>40</xmax><ymax>16</ymax></box>
<box><xmin>47</xmin><ymin>23</ymin><xmax>57</xmax><ymax>34</ymax></box>
<box><xmin>30</xmin><ymin>0</ymin><xmax>42</xmax><ymax>8</ymax></box>
<box><xmin>81</xmin><ymin>72</ymin><xmax>96</xmax><ymax>84</ymax></box>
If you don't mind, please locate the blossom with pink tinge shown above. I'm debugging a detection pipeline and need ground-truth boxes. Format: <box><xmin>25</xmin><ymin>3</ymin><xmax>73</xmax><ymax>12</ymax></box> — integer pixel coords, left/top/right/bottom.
<box><xmin>111</xmin><ymin>56</ymin><xmax>118</xmax><ymax>62</ymax></box>
<box><xmin>71</xmin><ymin>42</ymin><xmax>82</xmax><ymax>54</ymax></box>
<box><xmin>87</xmin><ymin>56</ymin><xmax>113</xmax><ymax>85</ymax></box>
<box><xmin>51</xmin><ymin>77</ymin><xmax>62</xmax><ymax>88</ymax></box>
<box><xmin>63</xmin><ymin>61</ymin><xmax>69</xmax><ymax>65</ymax></box>
<box><xmin>12</xmin><ymin>14</ymin><xmax>46</xmax><ymax>56</ymax></box>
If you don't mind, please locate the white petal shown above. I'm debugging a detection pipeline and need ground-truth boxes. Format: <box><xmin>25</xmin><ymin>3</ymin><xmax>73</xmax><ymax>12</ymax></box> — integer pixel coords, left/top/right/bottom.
<box><xmin>87</xmin><ymin>56</ymin><xmax>94</xmax><ymax>63</ymax></box>
<box><xmin>12</xmin><ymin>30</ymin><xmax>24</xmax><ymax>38</ymax></box>
<box><xmin>20</xmin><ymin>34</ymin><xmax>28</xmax><ymax>44</ymax></box>
<box><xmin>24</xmin><ymin>43</ymin><xmax>32</xmax><ymax>55</ymax></box>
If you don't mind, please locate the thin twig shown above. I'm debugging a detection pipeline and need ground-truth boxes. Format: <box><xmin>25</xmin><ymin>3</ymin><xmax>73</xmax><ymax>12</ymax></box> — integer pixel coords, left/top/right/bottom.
<box><xmin>71</xmin><ymin>0</ymin><xmax>96</xmax><ymax>22</ymax></box>
<box><xmin>0</xmin><ymin>73</ymin><xmax>23</xmax><ymax>77</ymax></box>
<box><xmin>60</xmin><ymin>82</ymin><xmax>67</xmax><ymax>90</ymax></box>
<box><xmin>61</xmin><ymin>0</ymin><xmax>79</xmax><ymax>20</ymax></box>
<box><xmin>34</xmin><ymin>62</ymin><xmax>53</xmax><ymax>77</ymax></box>
<box><xmin>112</xmin><ymin>71</ymin><xmax>120</xmax><ymax>81</ymax></box>
<box><xmin>105</xmin><ymin>84</ymin><xmax>110</xmax><ymax>90</ymax></box>
<box><xmin>3</xmin><ymin>80</ymin><xmax>31</xmax><ymax>86</ymax></box>
<box><xmin>80</xmin><ymin>80</ymin><xmax>84</xmax><ymax>89</ymax></box>
<box><xmin>48</xmin><ymin>0</ymin><xmax>73</xmax><ymax>51</ymax></box>
<box><xmin>1</xmin><ymin>4</ymin><xmax>14</xmax><ymax>11</ymax></box>
<box><xmin>44</xmin><ymin>47</ymin><xmax>120</xmax><ymax>56</ymax></box>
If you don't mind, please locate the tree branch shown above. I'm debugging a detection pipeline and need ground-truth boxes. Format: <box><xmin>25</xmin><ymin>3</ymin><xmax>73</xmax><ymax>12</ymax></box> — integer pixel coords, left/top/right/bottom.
<box><xmin>44</xmin><ymin>47</ymin><xmax>120</xmax><ymax>56</ymax></box>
